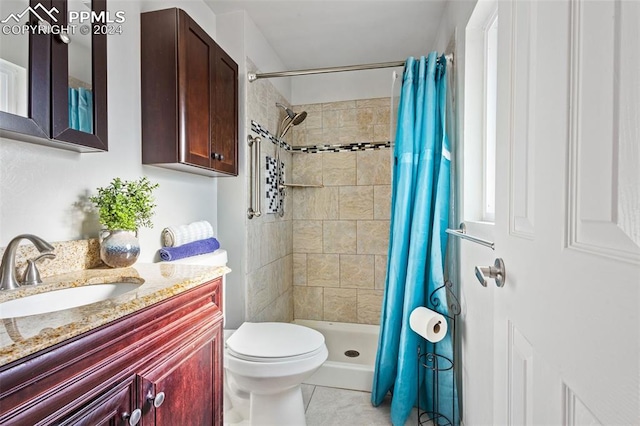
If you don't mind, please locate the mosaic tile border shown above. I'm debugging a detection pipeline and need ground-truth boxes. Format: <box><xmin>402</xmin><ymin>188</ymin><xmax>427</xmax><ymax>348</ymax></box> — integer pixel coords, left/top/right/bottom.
<box><xmin>251</xmin><ymin>120</ymin><xmax>391</xmax><ymax>154</ymax></box>
<box><xmin>292</xmin><ymin>141</ymin><xmax>391</xmax><ymax>153</ymax></box>
<box><xmin>251</xmin><ymin>120</ymin><xmax>292</xmax><ymax>151</ymax></box>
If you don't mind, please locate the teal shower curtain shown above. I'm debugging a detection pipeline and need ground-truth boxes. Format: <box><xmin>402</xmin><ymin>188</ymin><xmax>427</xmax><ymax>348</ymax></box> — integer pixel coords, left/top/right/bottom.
<box><xmin>371</xmin><ymin>52</ymin><xmax>457</xmax><ymax>426</ymax></box>
<box><xmin>68</xmin><ymin>87</ymin><xmax>93</xmax><ymax>133</ymax></box>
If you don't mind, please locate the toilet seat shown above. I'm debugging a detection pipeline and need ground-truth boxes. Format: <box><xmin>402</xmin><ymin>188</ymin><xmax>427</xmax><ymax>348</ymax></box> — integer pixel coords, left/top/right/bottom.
<box><xmin>227</xmin><ymin>344</ymin><xmax>326</xmax><ymax>363</ymax></box>
<box><xmin>226</xmin><ymin>322</ymin><xmax>325</xmax><ymax>362</ymax></box>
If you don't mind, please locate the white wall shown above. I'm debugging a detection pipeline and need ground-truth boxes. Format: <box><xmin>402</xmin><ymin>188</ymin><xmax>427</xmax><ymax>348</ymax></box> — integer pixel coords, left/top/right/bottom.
<box><xmin>433</xmin><ymin>1</ymin><xmax>495</xmax><ymax>425</ymax></box>
<box><xmin>214</xmin><ymin>10</ymin><xmax>248</xmax><ymax>329</ymax></box>
<box><xmin>215</xmin><ymin>10</ymin><xmax>292</xmax><ymax>328</ymax></box>
<box><xmin>291</xmin><ymin>67</ymin><xmax>402</xmax><ymax>105</ymax></box>
<box><xmin>0</xmin><ymin>0</ymin><xmax>220</xmax><ymax>263</ymax></box>
<box><xmin>243</xmin><ymin>13</ymin><xmax>291</xmax><ymax>103</ymax></box>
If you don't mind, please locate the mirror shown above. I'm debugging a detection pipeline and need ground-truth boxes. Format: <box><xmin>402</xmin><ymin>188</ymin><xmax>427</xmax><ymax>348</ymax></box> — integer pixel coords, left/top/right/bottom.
<box><xmin>67</xmin><ymin>0</ymin><xmax>93</xmax><ymax>133</ymax></box>
<box><xmin>0</xmin><ymin>0</ymin><xmax>30</xmax><ymax>117</ymax></box>
<box><xmin>0</xmin><ymin>0</ymin><xmax>107</xmax><ymax>149</ymax></box>
<box><xmin>50</xmin><ymin>0</ymin><xmax>107</xmax><ymax>151</ymax></box>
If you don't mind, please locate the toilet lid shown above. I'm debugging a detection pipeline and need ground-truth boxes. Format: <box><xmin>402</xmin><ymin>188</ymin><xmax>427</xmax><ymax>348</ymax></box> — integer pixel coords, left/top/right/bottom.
<box><xmin>226</xmin><ymin>322</ymin><xmax>325</xmax><ymax>359</ymax></box>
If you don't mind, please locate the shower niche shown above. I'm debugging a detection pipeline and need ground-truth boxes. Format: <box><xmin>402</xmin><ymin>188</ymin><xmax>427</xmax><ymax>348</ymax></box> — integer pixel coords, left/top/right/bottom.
<box><xmin>140</xmin><ymin>8</ymin><xmax>238</xmax><ymax>177</ymax></box>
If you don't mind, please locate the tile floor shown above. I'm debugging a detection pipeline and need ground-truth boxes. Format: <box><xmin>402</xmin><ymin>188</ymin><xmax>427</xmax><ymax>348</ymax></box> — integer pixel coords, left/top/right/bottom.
<box><xmin>302</xmin><ymin>385</ymin><xmax>422</xmax><ymax>426</ymax></box>
<box><xmin>225</xmin><ymin>383</ymin><xmax>425</xmax><ymax>425</ymax></box>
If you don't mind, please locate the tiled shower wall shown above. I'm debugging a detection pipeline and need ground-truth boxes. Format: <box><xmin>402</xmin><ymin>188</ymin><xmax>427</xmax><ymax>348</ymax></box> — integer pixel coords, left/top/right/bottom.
<box><xmin>290</xmin><ymin>99</ymin><xmax>392</xmax><ymax>325</ymax></box>
<box><xmin>291</xmin><ymin>99</ymin><xmax>391</xmax><ymax>146</ymax></box>
<box><xmin>245</xmin><ymin>58</ymin><xmax>293</xmax><ymax>323</ymax></box>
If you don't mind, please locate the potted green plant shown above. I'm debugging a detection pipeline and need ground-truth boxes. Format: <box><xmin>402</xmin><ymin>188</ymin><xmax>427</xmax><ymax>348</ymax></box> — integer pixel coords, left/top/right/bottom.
<box><xmin>90</xmin><ymin>177</ymin><xmax>159</xmax><ymax>268</ymax></box>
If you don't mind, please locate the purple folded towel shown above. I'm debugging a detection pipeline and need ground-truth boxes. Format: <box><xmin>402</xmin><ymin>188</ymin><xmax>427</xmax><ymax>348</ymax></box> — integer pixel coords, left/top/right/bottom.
<box><xmin>159</xmin><ymin>238</ymin><xmax>220</xmax><ymax>262</ymax></box>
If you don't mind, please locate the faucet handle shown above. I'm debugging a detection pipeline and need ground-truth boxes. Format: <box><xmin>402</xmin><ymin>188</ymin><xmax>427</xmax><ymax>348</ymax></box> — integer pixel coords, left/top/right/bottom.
<box><xmin>23</xmin><ymin>252</ymin><xmax>56</xmax><ymax>286</ymax></box>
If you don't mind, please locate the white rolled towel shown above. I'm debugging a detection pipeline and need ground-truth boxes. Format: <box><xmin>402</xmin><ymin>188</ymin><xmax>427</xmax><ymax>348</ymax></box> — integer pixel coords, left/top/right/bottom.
<box><xmin>161</xmin><ymin>220</ymin><xmax>214</xmax><ymax>247</ymax></box>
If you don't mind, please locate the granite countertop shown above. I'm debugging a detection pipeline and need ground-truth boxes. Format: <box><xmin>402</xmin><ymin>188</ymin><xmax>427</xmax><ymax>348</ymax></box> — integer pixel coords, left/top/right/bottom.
<box><xmin>0</xmin><ymin>263</ymin><xmax>231</xmax><ymax>367</ymax></box>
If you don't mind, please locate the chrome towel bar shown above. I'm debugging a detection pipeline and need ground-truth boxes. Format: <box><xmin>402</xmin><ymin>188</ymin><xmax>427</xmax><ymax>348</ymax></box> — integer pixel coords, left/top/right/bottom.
<box><xmin>247</xmin><ymin>135</ymin><xmax>262</xmax><ymax>219</ymax></box>
<box><xmin>445</xmin><ymin>223</ymin><xmax>495</xmax><ymax>250</ymax></box>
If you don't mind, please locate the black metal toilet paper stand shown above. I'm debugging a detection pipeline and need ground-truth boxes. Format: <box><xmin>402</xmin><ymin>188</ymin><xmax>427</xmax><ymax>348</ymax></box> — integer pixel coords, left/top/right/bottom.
<box><xmin>416</xmin><ymin>280</ymin><xmax>460</xmax><ymax>426</ymax></box>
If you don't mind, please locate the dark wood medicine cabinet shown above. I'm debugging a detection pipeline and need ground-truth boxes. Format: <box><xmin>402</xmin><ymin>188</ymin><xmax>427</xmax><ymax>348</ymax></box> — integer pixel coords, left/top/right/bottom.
<box><xmin>141</xmin><ymin>8</ymin><xmax>238</xmax><ymax>177</ymax></box>
<box><xmin>0</xmin><ymin>0</ymin><xmax>108</xmax><ymax>152</ymax></box>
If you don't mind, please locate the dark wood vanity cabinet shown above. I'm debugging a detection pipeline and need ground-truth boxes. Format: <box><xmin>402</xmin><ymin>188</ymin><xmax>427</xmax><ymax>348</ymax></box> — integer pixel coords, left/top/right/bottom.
<box><xmin>0</xmin><ymin>278</ymin><xmax>224</xmax><ymax>425</ymax></box>
<box><xmin>139</xmin><ymin>330</ymin><xmax>218</xmax><ymax>425</ymax></box>
<box><xmin>0</xmin><ymin>0</ymin><xmax>108</xmax><ymax>151</ymax></box>
<box><xmin>141</xmin><ymin>8</ymin><xmax>238</xmax><ymax>177</ymax></box>
<box><xmin>57</xmin><ymin>378</ymin><xmax>136</xmax><ymax>426</ymax></box>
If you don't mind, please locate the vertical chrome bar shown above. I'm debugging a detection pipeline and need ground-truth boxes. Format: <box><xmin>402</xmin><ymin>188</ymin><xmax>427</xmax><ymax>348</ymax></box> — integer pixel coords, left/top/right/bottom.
<box><xmin>254</xmin><ymin>136</ymin><xmax>262</xmax><ymax>217</ymax></box>
<box><xmin>247</xmin><ymin>135</ymin><xmax>261</xmax><ymax>219</ymax></box>
<box><xmin>247</xmin><ymin>135</ymin><xmax>255</xmax><ymax>219</ymax></box>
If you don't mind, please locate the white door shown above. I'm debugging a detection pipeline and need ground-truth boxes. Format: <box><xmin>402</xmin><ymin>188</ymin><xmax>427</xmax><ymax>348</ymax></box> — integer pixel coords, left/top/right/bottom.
<box><xmin>490</xmin><ymin>1</ymin><xmax>640</xmax><ymax>425</ymax></box>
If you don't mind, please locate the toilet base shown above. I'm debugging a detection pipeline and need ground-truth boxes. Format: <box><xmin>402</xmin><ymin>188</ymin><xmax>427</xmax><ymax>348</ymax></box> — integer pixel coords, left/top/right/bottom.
<box><xmin>249</xmin><ymin>385</ymin><xmax>306</xmax><ymax>426</ymax></box>
<box><xmin>224</xmin><ymin>371</ymin><xmax>250</xmax><ymax>425</ymax></box>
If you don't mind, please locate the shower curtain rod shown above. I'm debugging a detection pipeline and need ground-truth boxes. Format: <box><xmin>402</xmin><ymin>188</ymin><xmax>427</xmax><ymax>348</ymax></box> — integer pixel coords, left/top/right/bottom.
<box><xmin>247</xmin><ymin>54</ymin><xmax>452</xmax><ymax>82</ymax></box>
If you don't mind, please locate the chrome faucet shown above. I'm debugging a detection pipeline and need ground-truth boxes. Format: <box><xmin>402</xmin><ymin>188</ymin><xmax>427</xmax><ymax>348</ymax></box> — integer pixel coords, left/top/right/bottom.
<box><xmin>0</xmin><ymin>234</ymin><xmax>55</xmax><ymax>291</ymax></box>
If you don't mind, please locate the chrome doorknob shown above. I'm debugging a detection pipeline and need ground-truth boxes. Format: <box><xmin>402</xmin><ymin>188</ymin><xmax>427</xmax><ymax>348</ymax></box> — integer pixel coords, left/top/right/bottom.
<box><xmin>474</xmin><ymin>258</ymin><xmax>506</xmax><ymax>287</ymax></box>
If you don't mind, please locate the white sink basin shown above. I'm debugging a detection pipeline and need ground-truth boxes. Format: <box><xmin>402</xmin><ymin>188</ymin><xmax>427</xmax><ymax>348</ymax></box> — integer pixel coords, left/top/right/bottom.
<box><xmin>0</xmin><ymin>282</ymin><xmax>142</xmax><ymax>319</ymax></box>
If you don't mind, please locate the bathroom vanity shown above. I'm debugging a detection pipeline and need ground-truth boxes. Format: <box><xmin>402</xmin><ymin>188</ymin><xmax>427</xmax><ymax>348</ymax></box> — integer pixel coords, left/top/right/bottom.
<box><xmin>0</xmin><ymin>264</ymin><xmax>227</xmax><ymax>425</ymax></box>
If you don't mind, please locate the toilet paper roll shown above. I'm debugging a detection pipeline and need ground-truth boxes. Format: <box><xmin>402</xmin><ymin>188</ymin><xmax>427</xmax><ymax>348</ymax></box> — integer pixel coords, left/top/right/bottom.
<box><xmin>409</xmin><ymin>307</ymin><xmax>448</xmax><ymax>343</ymax></box>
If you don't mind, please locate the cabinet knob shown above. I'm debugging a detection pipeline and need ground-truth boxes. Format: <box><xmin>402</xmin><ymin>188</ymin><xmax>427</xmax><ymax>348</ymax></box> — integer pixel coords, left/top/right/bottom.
<box><xmin>122</xmin><ymin>408</ymin><xmax>142</xmax><ymax>426</ymax></box>
<box><xmin>38</xmin><ymin>20</ymin><xmax>71</xmax><ymax>44</ymax></box>
<box><xmin>58</xmin><ymin>31</ymin><xmax>71</xmax><ymax>44</ymax></box>
<box><xmin>218</xmin><ymin>154</ymin><xmax>225</xmax><ymax>161</ymax></box>
<box><xmin>211</xmin><ymin>153</ymin><xmax>225</xmax><ymax>161</ymax></box>
<box><xmin>147</xmin><ymin>390</ymin><xmax>166</xmax><ymax>408</ymax></box>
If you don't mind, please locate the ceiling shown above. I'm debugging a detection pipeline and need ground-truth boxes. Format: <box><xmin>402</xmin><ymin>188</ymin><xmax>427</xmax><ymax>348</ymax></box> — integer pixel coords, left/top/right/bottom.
<box><xmin>204</xmin><ymin>0</ymin><xmax>448</xmax><ymax>71</ymax></box>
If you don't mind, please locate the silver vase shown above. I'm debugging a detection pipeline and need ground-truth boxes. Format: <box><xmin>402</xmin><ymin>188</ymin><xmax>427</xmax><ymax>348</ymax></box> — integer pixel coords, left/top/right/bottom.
<box><xmin>99</xmin><ymin>230</ymin><xmax>140</xmax><ymax>268</ymax></box>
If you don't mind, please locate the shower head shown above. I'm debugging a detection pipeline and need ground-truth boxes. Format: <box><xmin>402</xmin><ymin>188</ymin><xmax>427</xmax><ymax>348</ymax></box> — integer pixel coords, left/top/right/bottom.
<box><xmin>275</xmin><ymin>103</ymin><xmax>308</xmax><ymax>140</ymax></box>
<box><xmin>291</xmin><ymin>110</ymin><xmax>307</xmax><ymax>126</ymax></box>
<box><xmin>279</xmin><ymin>110</ymin><xmax>307</xmax><ymax>140</ymax></box>
<box><xmin>276</xmin><ymin>102</ymin><xmax>296</xmax><ymax>120</ymax></box>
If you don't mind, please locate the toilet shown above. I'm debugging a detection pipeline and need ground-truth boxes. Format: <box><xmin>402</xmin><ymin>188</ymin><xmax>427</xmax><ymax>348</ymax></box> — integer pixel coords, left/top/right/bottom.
<box><xmin>161</xmin><ymin>251</ymin><xmax>328</xmax><ymax>426</ymax></box>
<box><xmin>225</xmin><ymin>322</ymin><xmax>328</xmax><ymax>425</ymax></box>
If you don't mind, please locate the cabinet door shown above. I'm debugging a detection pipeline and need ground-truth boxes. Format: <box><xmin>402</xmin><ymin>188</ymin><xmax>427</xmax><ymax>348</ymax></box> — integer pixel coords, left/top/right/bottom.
<box><xmin>56</xmin><ymin>378</ymin><xmax>136</xmax><ymax>426</ymax></box>
<box><xmin>50</xmin><ymin>0</ymin><xmax>108</xmax><ymax>151</ymax></box>
<box><xmin>138</xmin><ymin>323</ymin><xmax>222</xmax><ymax>426</ymax></box>
<box><xmin>212</xmin><ymin>43</ymin><xmax>238</xmax><ymax>176</ymax></box>
<box><xmin>178</xmin><ymin>11</ymin><xmax>214</xmax><ymax>169</ymax></box>
<box><xmin>140</xmin><ymin>8</ymin><xmax>237</xmax><ymax>177</ymax></box>
<box><xmin>0</xmin><ymin>0</ymin><xmax>50</xmax><ymax>139</ymax></box>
